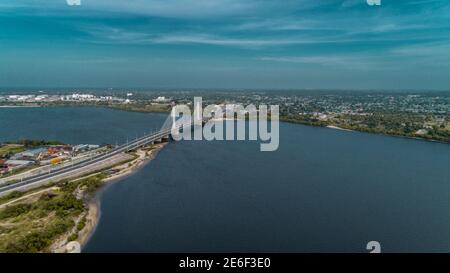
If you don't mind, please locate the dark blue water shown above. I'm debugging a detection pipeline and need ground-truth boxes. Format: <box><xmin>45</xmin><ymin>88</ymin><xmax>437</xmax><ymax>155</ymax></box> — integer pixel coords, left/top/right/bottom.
<box><xmin>0</xmin><ymin>106</ymin><xmax>167</xmax><ymax>145</ymax></box>
<box><xmin>2</xmin><ymin>107</ymin><xmax>450</xmax><ymax>252</ymax></box>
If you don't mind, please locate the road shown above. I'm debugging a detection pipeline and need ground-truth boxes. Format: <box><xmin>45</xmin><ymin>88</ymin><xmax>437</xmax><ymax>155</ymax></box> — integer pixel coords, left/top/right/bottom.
<box><xmin>0</xmin><ymin>123</ymin><xmax>187</xmax><ymax>195</ymax></box>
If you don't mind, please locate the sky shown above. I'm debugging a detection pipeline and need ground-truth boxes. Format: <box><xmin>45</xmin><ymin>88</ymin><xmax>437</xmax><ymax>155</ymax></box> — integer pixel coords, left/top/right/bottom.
<box><xmin>0</xmin><ymin>0</ymin><xmax>450</xmax><ymax>90</ymax></box>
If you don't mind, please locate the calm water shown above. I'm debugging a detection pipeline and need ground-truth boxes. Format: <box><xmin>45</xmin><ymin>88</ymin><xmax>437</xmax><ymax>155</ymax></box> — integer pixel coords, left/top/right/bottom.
<box><xmin>0</xmin><ymin>106</ymin><xmax>167</xmax><ymax>145</ymax></box>
<box><xmin>1</xmin><ymin>107</ymin><xmax>450</xmax><ymax>252</ymax></box>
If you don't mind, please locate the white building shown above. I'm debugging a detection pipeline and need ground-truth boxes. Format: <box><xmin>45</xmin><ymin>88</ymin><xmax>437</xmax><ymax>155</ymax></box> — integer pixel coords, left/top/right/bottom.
<box><xmin>154</xmin><ymin>96</ymin><xmax>169</xmax><ymax>103</ymax></box>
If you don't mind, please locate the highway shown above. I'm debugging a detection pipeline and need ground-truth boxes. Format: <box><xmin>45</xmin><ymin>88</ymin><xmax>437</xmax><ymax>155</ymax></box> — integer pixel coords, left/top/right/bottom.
<box><xmin>0</xmin><ymin>122</ymin><xmax>189</xmax><ymax>195</ymax></box>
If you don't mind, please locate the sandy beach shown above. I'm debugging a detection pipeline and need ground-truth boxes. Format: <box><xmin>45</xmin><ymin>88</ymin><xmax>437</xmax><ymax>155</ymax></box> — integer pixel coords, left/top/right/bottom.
<box><xmin>326</xmin><ymin>125</ymin><xmax>355</xmax><ymax>132</ymax></box>
<box><xmin>48</xmin><ymin>142</ymin><xmax>167</xmax><ymax>253</ymax></box>
<box><xmin>77</xmin><ymin>199</ymin><xmax>100</xmax><ymax>249</ymax></box>
<box><xmin>76</xmin><ymin>143</ymin><xmax>167</xmax><ymax>252</ymax></box>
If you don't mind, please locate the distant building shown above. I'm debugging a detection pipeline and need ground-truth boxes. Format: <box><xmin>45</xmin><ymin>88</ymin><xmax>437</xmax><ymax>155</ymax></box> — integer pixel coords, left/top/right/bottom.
<box><xmin>40</xmin><ymin>155</ymin><xmax>68</xmax><ymax>166</ymax></box>
<box><xmin>154</xmin><ymin>96</ymin><xmax>169</xmax><ymax>103</ymax></box>
<box><xmin>5</xmin><ymin>160</ymin><xmax>33</xmax><ymax>171</ymax></box>
<box><xmin>100</xmin><ymin>96</ymin><xmax>113</xmax><ymax>101</ymax></box>
<box><xmin>62</xmin><ymin>93</ymin><xmax>96</xmax><ymax>101</ymax></box>
<box><xmin>0</xmin><ymin>159</ymin><xmax>8</xmax><ymax>174</ymax></box>
<box><xmin>35</xmin><ymin>95</ymin><xmax>48</xmax><ymax>101</ymax></box>
<box><xmin>415</xmin><ymin>129</ymin><xmax>428</xmax><ymax>135</ymax></box>
<box><xmin>46</xmin><ymin>145</ymin><xmax>72</xmax><ymax>155</ymax></box>
<box><xmin>11</xmin><ymin>148</ymin><xmax>46</xmax><ymax>161</ymax></box>
<box><xmin>0</xmin><ymin>159</ymin><xmax>5</xmax><ymax>168</ymax></box>
<box><xmin>73</xmin><ymin>144</ymin><xmax>99</xmax><ymax>152</ymax></box>
<box><xmin>6</xmin><ymin>160</ymin><xmax>34</xmax><ymax>165</ymax></box>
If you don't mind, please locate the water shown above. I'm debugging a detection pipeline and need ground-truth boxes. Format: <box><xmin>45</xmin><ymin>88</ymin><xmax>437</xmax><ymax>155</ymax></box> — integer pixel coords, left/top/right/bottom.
<box><xmin>0</xmin><ymin>106</ymin><xmax>168</xmax><ymax>145</ymax></box>
<box><xmin>2</xmin><ymin>107</ymin><xmax>450</xmax><ymax>252</ymax></box>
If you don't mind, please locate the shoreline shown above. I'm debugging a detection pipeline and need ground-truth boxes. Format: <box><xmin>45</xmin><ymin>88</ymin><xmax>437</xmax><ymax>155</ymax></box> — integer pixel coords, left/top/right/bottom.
<box><xmin>326</xmin><ymin>125</ymin><xmax>355</xmax><ymax>132</ymax></box>
<box><xmin>75</xmin><ymin>142</ymin><xmax>168</xmax><ymax>252</ymax></box>
<box><xmin>2</xmin><ymin>103</ymin><xmax>448</xmax><ymax>146</ymax></box>
<box><xmin>282</xmin><ymin>119</ymin><xmax>450</xmax><ymax>146</ymax></box>
<box><xmin>0</xmin><ymin>105</ymin><xmax>40</xmax><ymax>108</ymax></box>
<box><xmin>323</xmin><ymin>123</ymin><xmax>450</xmax><ymax>145</ymax></box>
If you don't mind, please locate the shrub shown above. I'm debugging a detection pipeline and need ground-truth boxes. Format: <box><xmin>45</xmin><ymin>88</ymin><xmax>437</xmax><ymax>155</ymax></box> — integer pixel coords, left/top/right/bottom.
<box><xmin>41</xmin><ymin>194</ymin><xmax>84</xmax><ymax>214</ymax></box>
<box><xmin>5</xmin><ymin>218</ymin><xmax>74</xmax><ymax>253</ymax></box>
<box><xmin>68</xmin><ymin>233</ymin><xmax>78</xmax><ymax>242</ymax></box>
<box><xmin>77</xmin><ymin>216</ymin><xmax>87</xmax><ymax>231</ymax></box>
<box><xmin>0</xmin><ymin>203</ymin><xmax>32</xmax><ymax>220</ymax></box>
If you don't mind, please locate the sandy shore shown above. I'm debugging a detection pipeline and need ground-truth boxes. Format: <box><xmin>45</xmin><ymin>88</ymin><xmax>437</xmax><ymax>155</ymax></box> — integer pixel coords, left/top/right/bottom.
<box><xmin>48</xmin><ymin>142</ymin><xmax>167</xmax><ymax>253</ymax></box>
<box><xmin>77</xmin><ymin>199</ymin><xmax>100</xmax><ymax>249</ymax></box>
<box><xmin>326</xmin><ymin>125</ymin><xmax>355</xmax><ymax>132</ymax></box>
<box><xmin>75</xmin><ymin>143</ymin><xmax>168</xmax><ymax>252</ymax></box>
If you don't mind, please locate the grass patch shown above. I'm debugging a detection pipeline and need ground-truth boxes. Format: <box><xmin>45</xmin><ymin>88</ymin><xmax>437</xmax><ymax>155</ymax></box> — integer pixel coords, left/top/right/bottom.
<box><xmin>0</xmin><ymin>203</ymin><xmax>33</xmax><ymax>220</ymax></box>
<box><xmin>110</xmin><ymin>103</ymin><xmax>171</xmax><ymax>113</ymax></box>
<box><xmin>0</xmin><ymin>144</ymin><xmax>25</xmax><ymax>158</ymax></box>
<box><xmin>0</xmin><ymin>174</ymin><xmax>107</xmax><ymax>252</ymax></box>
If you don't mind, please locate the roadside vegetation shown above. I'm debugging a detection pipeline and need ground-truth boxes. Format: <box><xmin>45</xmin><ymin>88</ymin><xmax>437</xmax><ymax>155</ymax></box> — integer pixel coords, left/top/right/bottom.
<box><xmin>0</xmin><ymin>174</ymin><xmax>105</xmax><ymax>253</ymax></box>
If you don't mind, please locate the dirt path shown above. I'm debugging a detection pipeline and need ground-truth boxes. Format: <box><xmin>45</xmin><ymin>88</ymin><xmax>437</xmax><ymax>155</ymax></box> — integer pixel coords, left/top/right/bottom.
<box><xmin>0</xmin><ymin>186</ymin><xmax>59</xmax><ymax>209</ymax></box>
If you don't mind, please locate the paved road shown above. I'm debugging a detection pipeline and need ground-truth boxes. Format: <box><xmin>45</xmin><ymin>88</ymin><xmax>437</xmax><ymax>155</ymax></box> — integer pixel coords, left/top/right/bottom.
<box><xmin>0</xmin><ymin>123</ymin><xmax>187</xmax><ymax>195</ymax></box>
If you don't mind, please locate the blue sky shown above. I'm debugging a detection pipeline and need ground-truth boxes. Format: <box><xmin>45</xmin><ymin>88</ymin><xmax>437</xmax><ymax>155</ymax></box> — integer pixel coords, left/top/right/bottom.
<box><xmin>1</xmin><ymin>0</ymin><xmax>450</xmax><ymax>90</ymax></box>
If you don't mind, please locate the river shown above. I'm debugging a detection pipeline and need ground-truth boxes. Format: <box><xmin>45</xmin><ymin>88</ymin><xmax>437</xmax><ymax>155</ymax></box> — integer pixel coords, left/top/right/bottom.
<box><xmin>1</xmin><ymin>106</ymin><xmax>450</xmax><ymax>252</ymax></box>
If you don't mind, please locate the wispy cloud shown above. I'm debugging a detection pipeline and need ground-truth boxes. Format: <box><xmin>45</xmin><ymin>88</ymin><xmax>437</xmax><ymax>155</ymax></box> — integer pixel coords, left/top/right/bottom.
<box><xmin>79</xmin><ymin>24</ymin><xmax>336</xmax><ymax>48</ymax></box>
<box><xmin>389</xmin><ymin>42</ymin><xmax>450</xmax><ymax>67</ymax></box>
<box><xmin>2</xmin><ymin>0</ymin><xmax>450</xmax><ymax>89</ymax></box>
<box><xmin>259</xmin><ymin>55</ymin><xmax>378</xmax><ymax>70</ymax></box>
<box><xmin>259</xmin><ymin>38</ymin><xmax>450</xmax><ymax>70</ymax></box>
<box><xmin>391</xmin><ymin>42</ymin><xmax>450</xmax><ymax>56</ymax></box>
<box><xmin>0</xmin><ymin>0</ymin><xmax>300</xmax><ymax>18</ymax></box>
<box><xmin>87</xmin><ymin>0</ymin><xmax>257</xmax><ymax>18</ymax></box>
<box><xmin>151</xmin><ymin>34</ymin><xmax>319</xmax><ymax>47</ymax></box>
